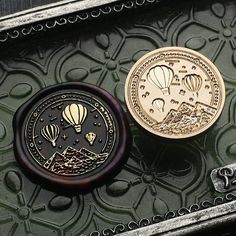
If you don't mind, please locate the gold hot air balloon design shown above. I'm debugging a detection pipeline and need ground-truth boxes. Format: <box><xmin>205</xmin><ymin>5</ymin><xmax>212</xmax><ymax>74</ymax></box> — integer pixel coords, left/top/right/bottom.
<box><xmin>182</xmin><ymin>74</ymin><xmax>202</xmax><ymax>97</ymax></box>
<box><xmin>147</xmin><ymin>65</ymin><xmax>174</xmax><ymax>95</ymax></box>
<box><xmin>41</xmin><ymin>124</ymin><xmax>60</xmax><ymax>147</ymax></box>
<box><xmin>152</xmin><ymin>98</ymin><xmax>165</xmax><ymax>112</ymax></box>
<box><xmin>85</xmin><ymin>132</ymin><xmax>97</xmax><ymax>145</ymax></box>
<box><xmin>62</xmin><ymin>103</ymin><xmax>87</xmax><ymax>133</ymax></box>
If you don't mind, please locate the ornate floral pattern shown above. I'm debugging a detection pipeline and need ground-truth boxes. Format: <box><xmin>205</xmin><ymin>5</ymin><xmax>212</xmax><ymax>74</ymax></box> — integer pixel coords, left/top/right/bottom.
<box><xmin>0</xmin><ymin>0</ymin><xmax>236</xmax><ymax>235</ymax></box>
<box><xmin>0</xmin><ymin>163</ymin><xmax>82</xmax><ymax>236</ymax></box>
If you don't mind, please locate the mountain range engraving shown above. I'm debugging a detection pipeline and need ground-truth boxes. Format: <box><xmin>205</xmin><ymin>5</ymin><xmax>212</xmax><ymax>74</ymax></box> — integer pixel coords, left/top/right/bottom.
<box><xmin>155</xmin><ymin>102</ymin><xmax>217</xmax><ymax>135</ymax></box>
<box><xmin>43</xmin><ymin>146</ymin><xmax>108</xmax><ymax>175</ymax></box>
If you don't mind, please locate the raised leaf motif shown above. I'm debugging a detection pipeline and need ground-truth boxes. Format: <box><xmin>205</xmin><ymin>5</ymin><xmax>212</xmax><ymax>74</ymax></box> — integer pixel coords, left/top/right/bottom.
<box><xmin>131</xmin><ymin>135</ymin><xmax>143</xmax><ymax>158</ymax></box>
<box><xmin>211</xmin><ymin>3</ymin><xmax>225</xmax><ymax>18</ymax></box>
<box><xmin>114</xmin><ymin>83</ymin><xmax>125</xmax><ymax>103</ymax></box>
<box><xmin>169</xmin><ymin>160</ymin><xmax>192</xmax><ymax>176</ymax></box>
<box><xmin>49</xmin><ymin>195</ymin><xmax>72</xmax><ymax>211</ymax></box>
<box><xmin>153</xmin><ymin>197</ymin><xmax>168</xmax><ymax>215</ymax></box>
<box><xmin>5</xmin><ymin>171</ymin><xmax>22</xmax><ymax>193</ymax></box>
<box><xmin>232</xmin><ymin>50</ymin><xmax>236</xmax><ymax>67</ymax></box>
<box><xmin>106</xmin><ymin>180</ymin><xmax>130</xmax><ymax>196</ymax></box>
<box><xmin>66</xmin><ymin>68</ymin><xmax>88</xmax><ymax>81</ymax></box>
<box><xmin>9</xmin><ymin>83</ymin><xmax>32</xmax><ymax>98</ymax></box>
<box><xmin>185</xmin><ymin>37</ymin><xmax>206</xmax><ymax>50</ymax></box>
<box><xmin>95</xmin><ymin>33</ymin><xmax>110</xmax><ymax>49</ymax></box>
<box><xmin>227</xmin><ymin>143</ymin><xmax>236</xmax><ymax>156</ymax></box>
<box><xmin>0</xmin><ymin>122</ymin><xmax>6</xmax><ymax>140</ymax></box>
<box><xmin>132</xmin><ymin>50</ymin><xmax>150</xmax><ymax>62</ymax></box>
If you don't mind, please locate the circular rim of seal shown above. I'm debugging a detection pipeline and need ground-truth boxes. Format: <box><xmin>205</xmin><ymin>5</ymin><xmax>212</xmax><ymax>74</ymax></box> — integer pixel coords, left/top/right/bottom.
<box><xmin>125</xmin><ymin>47</ymin><xmax>225</xmax><ymax>139</ymax></box>
<box><xmin>14</xmin><ymin>82</ymin><xmax>130</xmax><ymax>189</ymax></box>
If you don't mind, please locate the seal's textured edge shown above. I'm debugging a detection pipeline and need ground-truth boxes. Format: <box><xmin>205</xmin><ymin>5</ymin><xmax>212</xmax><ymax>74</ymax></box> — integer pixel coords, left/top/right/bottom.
<box><xmin>125</xmin><ymin>46</ymin><xmax>226</xmax><ymax>139</ymax></box>
<box><xmin>13</xmin><ymin>82</ymin><xmax>131</xmax><ymax>189</ymax></box>
<box><xmin>0</xmin><ymin>0</ymin><xmax>161</xmax><ymax>43</ymax></box>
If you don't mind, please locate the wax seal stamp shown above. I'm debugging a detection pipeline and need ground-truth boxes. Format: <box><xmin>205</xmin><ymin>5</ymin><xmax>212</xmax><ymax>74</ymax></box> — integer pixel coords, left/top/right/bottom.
<box><xmin>14</xmin><ymin>82</ymin><xmax>130</xmax><ymax>188</ymax></box>
<box><xmin>211</xmin><ymin>163</ymin><xmax>236</xmax><ymax>193</ymax></box>
<box><xmin>125</xmin><ymin>47</ymin><xmax>225</xmax><ymax>139</ymax></box>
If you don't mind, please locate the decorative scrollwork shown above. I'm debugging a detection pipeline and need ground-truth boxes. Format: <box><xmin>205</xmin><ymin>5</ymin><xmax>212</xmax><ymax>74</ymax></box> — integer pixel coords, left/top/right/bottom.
<box><xmin>0</xmin><ymin>0</ymin><xmax>161</xmax><ymax>43</ymax></box>
<box><xmin>90</xmin><ymin>193</ymin><xmax>236</xmax><ymax>235</ymax></box>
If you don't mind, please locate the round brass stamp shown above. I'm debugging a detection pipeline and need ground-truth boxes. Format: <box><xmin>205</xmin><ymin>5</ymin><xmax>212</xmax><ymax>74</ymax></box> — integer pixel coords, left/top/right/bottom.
<box><xmin>125</xmin><ymin>47</ymin><xmax>225</xmax><ymax>139</ymax></box>
<box><xmin>14</xmin><ymin>83</ymin><xmax>130</xmax><ymax>188</ymax></box>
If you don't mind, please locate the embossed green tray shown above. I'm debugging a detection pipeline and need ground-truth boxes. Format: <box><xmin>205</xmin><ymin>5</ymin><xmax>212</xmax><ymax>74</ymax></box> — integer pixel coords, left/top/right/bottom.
<box><xmin>1</xmin><ymin>0</ymin><xmax>236</xmax><ymax>235</ymax></box>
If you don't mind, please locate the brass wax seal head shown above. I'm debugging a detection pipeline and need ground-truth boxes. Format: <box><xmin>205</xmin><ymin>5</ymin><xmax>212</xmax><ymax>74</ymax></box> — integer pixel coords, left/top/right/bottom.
<box><xmin>125</xmin><ymin>47</ymin><xmax>225</xmax><ymax>139</ymax></box>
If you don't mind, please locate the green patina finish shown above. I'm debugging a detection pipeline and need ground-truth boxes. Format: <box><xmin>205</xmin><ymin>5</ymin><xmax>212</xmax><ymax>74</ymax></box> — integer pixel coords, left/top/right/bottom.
<box><xmin>0</xmin><ymin>0</ymin><xmax>236</xmax><ymax>235</ymax></box>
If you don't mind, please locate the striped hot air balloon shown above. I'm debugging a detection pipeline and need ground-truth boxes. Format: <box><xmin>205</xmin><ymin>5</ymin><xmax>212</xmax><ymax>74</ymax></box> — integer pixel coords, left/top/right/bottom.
<box><xmin>147</xmin><ymin>65</ymin><xmax>174</xmax><ymax>95</ymax></box>
<box><xmin>62</xmin><ymin>103</ymin><xmax>87</xmax><ymax>133</ymax></box>
<box><xmin>41</xmin><ymin>124</ymin><xmax>60</xmax><ymax>147</ymax></box>
<box><xmin>182</xmin><ymin>74</ymin><xmax>202</xmax><ymax>97</ymax></box>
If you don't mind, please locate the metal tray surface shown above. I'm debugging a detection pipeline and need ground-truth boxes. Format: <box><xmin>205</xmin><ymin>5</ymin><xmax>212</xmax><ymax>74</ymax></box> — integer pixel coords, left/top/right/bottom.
<box><xmin>0</xmin><ymin>0</ymin><xmax>236</xmax><ymax>235</ymax></box>
<box><xmin>0</xmin><ymin>0</ymin><xmax>64</xmax><ymax>17</ymax></box>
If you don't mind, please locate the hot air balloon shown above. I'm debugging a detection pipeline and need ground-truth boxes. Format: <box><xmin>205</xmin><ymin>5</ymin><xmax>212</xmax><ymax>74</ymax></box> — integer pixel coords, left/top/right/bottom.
<box><xmin>182</xmin><ymin>74</ymin><xmax>202</xmax><ymax>97</ymax></box>
<box><xmin>41</xmin><ymin>124</ymin><xmax>60</xmax><ymax>147</ymax></box>
<box><xmin>152</xmin><ymin>98</ymin><xmax>165</xmax><ymax>112</ymax></box>
<box><xmin>85</xmin><ymin>132</ymin><xmax>97</xmax><ymax>145</ymax></box>
<box><xmin>62</xmin><ymin>103</ymin><xmax>87</xmax><ymax>133</ymax></box>
<box><xmin>147</xmin><ymin>65</ymin><xmax>174</xmax><ymax>95</ymax></box>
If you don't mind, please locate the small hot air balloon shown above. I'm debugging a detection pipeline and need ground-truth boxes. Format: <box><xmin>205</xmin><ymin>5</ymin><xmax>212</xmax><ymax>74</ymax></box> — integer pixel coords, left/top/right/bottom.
<box><xmin>62</xmin><ymin>103</ymin><xmax>87</xmax><ymax>133</ymax></box>
<box><xmin>182</xmin><ymin>74</ymin><xmax>202</xmax><ymax>97</ymax></box>
<box><xmin>41</xmin><ymin>124</ymin><xmax>60</xmax><ymax>147</ymax></box>
<box><xmin>85</xmin><ymin>132</ymin><xmax>97</xmax><ymax>145</ymax></box>
<box><xmin>147</xmin><ymin>65</ymin><xmax>174</xmax><ymax>95</ymax></box>
<box><xmin>152</xmin><ymin>98</ymin><xmax>165</xmax><ymax>112</ymax></box>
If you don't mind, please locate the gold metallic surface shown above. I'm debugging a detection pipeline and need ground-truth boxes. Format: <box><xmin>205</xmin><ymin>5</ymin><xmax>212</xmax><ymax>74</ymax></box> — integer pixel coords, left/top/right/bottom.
<box><xmin>125</xmin><ymin>47</ymin><xmax>225</xmax><ymax>139</ymax></box>
<box><xmin>62</xmin><ymin>103</ymin><xmax>88</xmax><ymax>133</ymax></box>
<box><xmin>26</xmin><ymin>93</ymin><xmax>116</xmax><ymax>176</ymax></box>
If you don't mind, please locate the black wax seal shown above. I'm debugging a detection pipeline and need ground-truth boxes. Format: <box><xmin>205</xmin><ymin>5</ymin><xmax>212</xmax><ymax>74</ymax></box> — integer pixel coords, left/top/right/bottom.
<box><xmin>13</xmin><ymin>82</ymin><xmax>130</xmax><ymax>189</ymax></box>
